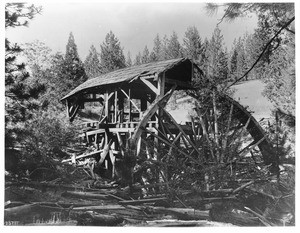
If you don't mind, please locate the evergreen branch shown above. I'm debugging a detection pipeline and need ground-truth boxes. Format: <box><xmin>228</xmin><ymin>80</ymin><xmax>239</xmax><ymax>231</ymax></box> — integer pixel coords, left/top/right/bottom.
<box><xmin>226</xmin><ymin>16</ymin><xmax>295</xmax><ymax>89</ymax></box>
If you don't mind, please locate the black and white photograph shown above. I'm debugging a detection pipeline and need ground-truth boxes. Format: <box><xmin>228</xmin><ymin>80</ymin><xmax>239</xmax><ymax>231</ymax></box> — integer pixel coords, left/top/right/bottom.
<box><xmin>2</xmin><ymin>0</ymin><xmax>296</xmax><ymax>227</ymax></box>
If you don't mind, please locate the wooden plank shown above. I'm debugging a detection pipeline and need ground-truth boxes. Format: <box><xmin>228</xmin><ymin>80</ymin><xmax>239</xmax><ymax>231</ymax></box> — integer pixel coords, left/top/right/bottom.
<box><xmin>104</xmin><ymin>92</ymin><xmax>109</xmax><ymax>118</ymax></box>
<box><xmin>140</xmin><ymin>77</ymin><xmax>158</xmax><ymax>94</ymax></box>
<box><xmin>72</xmin><ymin>205</ymin><xmax>126</xmax><ymax>211</ymax></box>
<box><xmin>119</xmin><ymin>197</ymin><xmax>168</xmax><ymax>205</ymax></box>
<box><xmin>62</xmin><ymin>149</ymin><xmax>103</xmax><ymax>163</ymax></box>
<box><xmin>149</xmin><ymin>207</ymin><xmax>209</xmax><ymax>220</ymax></box>
<box><xmin>238</xmin><ymin>137</ymin><xmax>266</xmax><ymax>158</ymax></box>
<box><xmin>114</xmin><ymin>90</ymin><xmax>118</xmax><ymax>123</ymax></box>
<box><xmin>61</xmin><ymin>191</ymin><xmax>109</xmax><ymax>200</ymax></box>
<box><xmin>86</xmin><ymin>129</ymin><xmax>105</xmax><ymax>137</ymax></box>
<box><xmin>99</xmin><ymin>140</ymin><xmax>113</xmax><ymax>164</ymax></box>
<box><xmin>70</xmin><ymin>104</ymin><xmax>80</xmax><ymax>122</ymax></box>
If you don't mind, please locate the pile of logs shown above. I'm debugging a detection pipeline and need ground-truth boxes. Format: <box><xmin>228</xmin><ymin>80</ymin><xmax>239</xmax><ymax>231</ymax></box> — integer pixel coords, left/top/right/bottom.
<box><xmin>4</xmin><ymin>177</ymin><xmax>294</xmax><ymax>226</ymax></box>
<box><xmin>4</xmin><ymin>181</ymin><xmax>212</xmax><ymax>226</ymax></box>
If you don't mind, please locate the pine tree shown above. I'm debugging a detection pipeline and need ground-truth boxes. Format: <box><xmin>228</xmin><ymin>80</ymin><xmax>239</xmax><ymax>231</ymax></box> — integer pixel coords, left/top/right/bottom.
<box><xmin>126</xmin><ymin>51</ymin><xmax>132</xmax><ymax>67</ymax></box>
<box><xmin>141</xmin><ymin>46</ymin><xmax>150</xmax><ymax>64</ymax></box>
<box><xmin>204</xmin><ymin>26</ymin><xmax>229</xmax><ymax>85</ymax></box>
<box><xmin>161</xmin><ymin>35</ymin><xmax>169</xmax><ymax>60</ymax></box>
<box><xmin>5</xmin><ymin>3</ymin><xmax>44</xmax><ymax>149</ymax></box>
<box><xmin>64</xmin><ymin>32</ymin><xmax>87</xmax><ymax>86</ymax></box>
<box><xmin>84</xmin><ymin>45</ymin><xmax>102</xmax><ymax>79</ymax></box>
<box><xmin>183</xmin><ymin>26</ymin><xmax>202</xmax><ymax>60</ymax></box>
<box><xmin>100</xmin><ymin>31</ymin><xmax>126</xmax><ymax>73</ymax></box>
<box><xmin>134</xmin><ymin>52</ymin><xmax>142</xmax><ymax>65</ymax></box>
<box><xmin>166</xmin><ymin>31</ymin><xmax>183</xmax><ymax>59</ymax></box>
<box><xmin>150</xmin><ymin>34</ymin><xmax>163</xmax><ymax>62</ymax></box>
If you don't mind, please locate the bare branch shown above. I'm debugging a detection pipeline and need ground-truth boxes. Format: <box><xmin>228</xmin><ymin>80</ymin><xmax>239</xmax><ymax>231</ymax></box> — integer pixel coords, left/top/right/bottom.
<box><xmin>226</xmin><ymin>16</ymin><xmax>295</xmax><ymax>89</ymax></box>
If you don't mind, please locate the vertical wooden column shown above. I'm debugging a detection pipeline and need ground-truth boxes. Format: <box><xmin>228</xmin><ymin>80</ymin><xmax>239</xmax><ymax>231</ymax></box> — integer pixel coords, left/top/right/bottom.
<box><xmin>114</xmin><ymin>90</ymin><xmax>118</xmax><ymax>123</ymax></box>
<box><xmin>119</xmin><ymin>94</ymin><xmax>124</xmax><ymax>124</ymax></box>
<box><xmin>104</xmin><ymin>91</ymin><xmax>109</xmax><ymax>119</ymax></box>
<box><xmin>157</xmin><ymin>72</ymin><xmax>165</xmax><ymax>126</ymax></box>
<box><xmin>128</xmin><ymin>88</ymin><xmax>132</xmax><ymax>122</ymax></box>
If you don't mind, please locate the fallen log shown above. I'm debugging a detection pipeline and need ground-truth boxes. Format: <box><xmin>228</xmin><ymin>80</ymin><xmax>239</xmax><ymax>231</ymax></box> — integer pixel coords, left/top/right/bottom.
<box><xmin>147</xmin><ymin>207</ymin><xmax>209</xmax><ymax>220</ymax></box>
<box><xmin>145</xmin><ymin>219</ymin><xmax>235</xmax><ymax>227</ymax></box>
<box><xmin>61</xmin><ymin>191</ymin><xmax>109</xmax><ymax>200</ymax></box>
<box><xmin>73</xmin><ymin>205</ymin><xmax>126</xmax><ymax>211</ymax></box>
<box><xmin>6</xmin><ymin>181</ymin><xmax>118</xmax><ymax>191</ymax></box>
<box><xmin>119</xmin><ymin>197</ymin><xmax>168</xmax><ymax>205</ymax></box>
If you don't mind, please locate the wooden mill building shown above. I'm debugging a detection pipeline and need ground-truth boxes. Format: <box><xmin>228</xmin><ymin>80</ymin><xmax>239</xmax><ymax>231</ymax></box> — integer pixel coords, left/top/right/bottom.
<box><xmin>62</xmin><ymin>58</ymin><xmax>275</xmax><ymax>178</ymax></box>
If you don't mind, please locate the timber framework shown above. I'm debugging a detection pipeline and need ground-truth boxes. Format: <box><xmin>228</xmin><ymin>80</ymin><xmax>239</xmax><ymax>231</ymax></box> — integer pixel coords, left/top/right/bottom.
<box><xmin>61</xmin><ymin>58</ymin><xmax>276</xmax><ymax>179</ymax></box>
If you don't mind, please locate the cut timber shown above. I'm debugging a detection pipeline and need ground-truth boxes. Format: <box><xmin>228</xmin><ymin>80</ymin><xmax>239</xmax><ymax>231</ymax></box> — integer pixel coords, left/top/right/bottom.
<box><xmin>73</xmin><ymin>205</ymin><xmax>126</xmax><ymax>211</ymax></box>
<box><xmin>145</xmin><ymin>219</ymin><xmax>234</xmax><ymax>227</ymax></box>
<box><xmin>148</xmin><ymin>207</ymin><xmax>209</xmax><ymax>220</ymax></box>
<box><xmin>62</xmin><ymin>149</ymin><xmax>103</xmax><ymax>163</ymax></box>
<box><xmin>119</xmin><ymin>197</ymin><xmax>168</xmax><ymax>205</ymax></box>
<box><xmin>140</xmin><ymin>77</ymin><xmax>158</xmax><ymax>94</ymax></box>
<box><xmin>61</xmin><ymin>191</ymin><xmax>109</xmax><ymax>200</ymax></box>
<box><xmin>99</xmin><ymin>139</ymin><xmax>113</xmax><ymax>164</ymax></box>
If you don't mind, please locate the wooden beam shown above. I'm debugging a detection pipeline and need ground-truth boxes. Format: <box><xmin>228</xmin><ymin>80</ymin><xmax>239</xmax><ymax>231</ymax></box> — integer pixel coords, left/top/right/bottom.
<box><xmin>120</xmin><ymin>88</ymin><xmax>141</xmax><ymax>113</ymax></box>
<box><xmin>104</xmin><ymin>92</ymin><xmax>109</xmax><ymax>118</ymax></box>
<box><xmin>114</xmin><ymin>90</ymin><xmax>118</xmax><ymax>123</ymax></box>
<box><xmin>69</xmin><ymin>104</ymin><xmax>80</xmax><ymax>122</ymax></box>
<box><xmin>62</xmin><ymin>149</ymin><xmax>104</xmax><ymax>163</ymax></box>
<box><xmin>238</xmin><ymin>137</ymin><xmax>266</xmax><ymax>158</ymax></box>
<box><xmin>140</xmin><ymin>77</ymin><xmax>158</xmax><ymax>94</ymax></box>
<box><xmin>129</xmin><ymin>88</ymin><xmax>132</xmax><ymax>121</ymax></box>
<box><xmin>158</xmin><ymin>72</ymin><xmax>165</xmax><ymax>97</ymax></box>
<box><xmin>99</xmin><ymin>140</ymin><xmax>113</xmax><ymax>164</ymax></box>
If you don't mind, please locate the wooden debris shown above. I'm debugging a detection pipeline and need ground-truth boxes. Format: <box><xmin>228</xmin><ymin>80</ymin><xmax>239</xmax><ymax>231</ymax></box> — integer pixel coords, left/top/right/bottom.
<box><xmin>61</xmin><ymin>191</ymin><xmax>109</xmax><ymax>200</ymax></box>
<box><xmin>145</xmin><ymin>219</ymin><xmax>234</xmax><ymax>227</ymax></box>
<box><xmin>119</xmin><ymin>197</ymin><xmax>168</xmax><ymax>205</ymax></box>
<box><xmin>146</xmin><ymin>206</ymin><xmax>209</xmax><ymax>220</ymax></box>
<box><xmin>73</xmin><ymin>205</ymin><xmax>126</xmax><ymax>211</ymax></box>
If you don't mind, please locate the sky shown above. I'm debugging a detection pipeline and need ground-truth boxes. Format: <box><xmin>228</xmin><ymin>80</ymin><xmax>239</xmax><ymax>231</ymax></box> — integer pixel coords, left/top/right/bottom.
<box><xmin>5</xmin><ymin>0</ymin><xmax>258</xmax><ymax>60</ymax></box>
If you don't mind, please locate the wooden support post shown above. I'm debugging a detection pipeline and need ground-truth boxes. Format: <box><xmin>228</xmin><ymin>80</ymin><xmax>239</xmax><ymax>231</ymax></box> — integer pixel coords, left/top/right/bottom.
<box><xmin>119</xmin><ymin>95</ymin><xmax>124</xmax><ymax>123</ymax></box>
<box><xmin>114</xmin><ymin>90</ymin><xmax>118</xmax><ymax>123</ymax></box>
<box><xmin>155</xmin><ymin>73</ymin><xmax>166</xmax><ymax>159</ymax></box>
<box><xmin>129</xmin><ymin>88</ymin><xmax>132</xmax><ymax>122</ymax></box>
<box><xmin>104</xmin><ymin>91</ymin><xmax>109</xmax><ymax>119</ymax></box>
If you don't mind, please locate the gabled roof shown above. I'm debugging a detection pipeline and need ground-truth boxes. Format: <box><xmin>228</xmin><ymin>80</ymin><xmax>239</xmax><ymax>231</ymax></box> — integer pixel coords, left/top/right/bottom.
<box><xmin>61</xmin><ymin>58</ymin><xmax>197</xmax><ymax>101</ymax></box>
